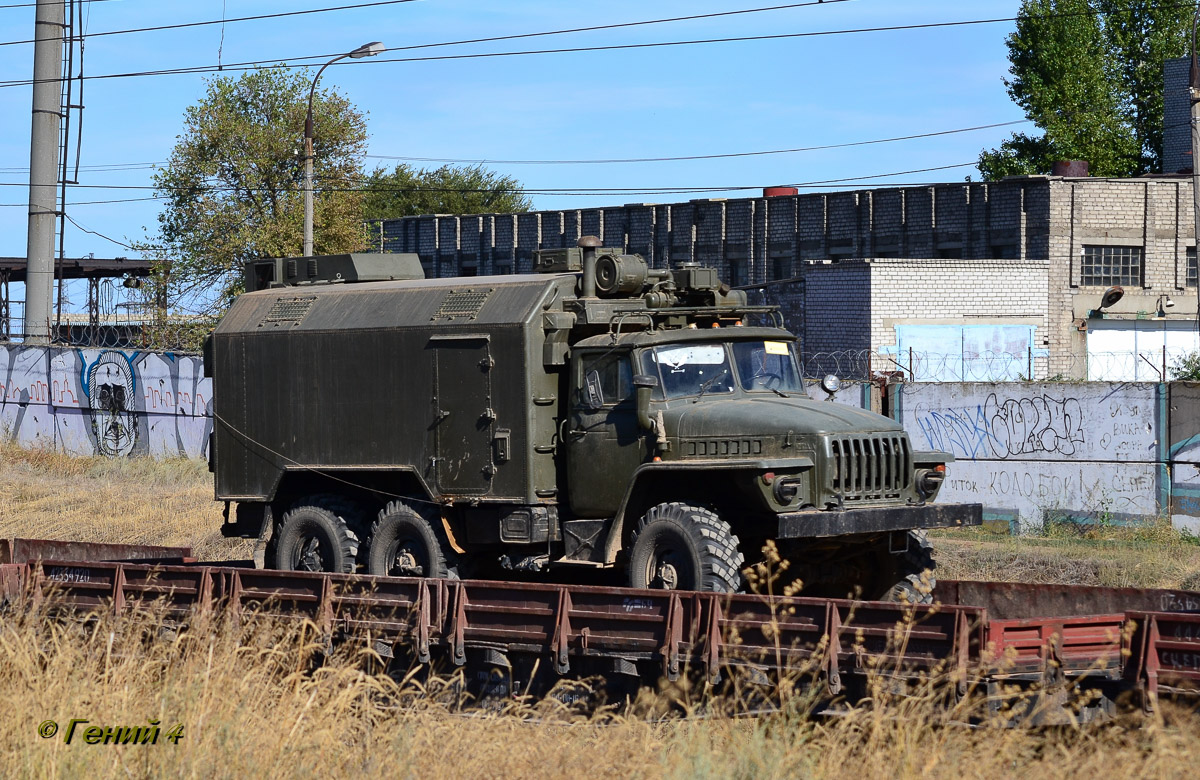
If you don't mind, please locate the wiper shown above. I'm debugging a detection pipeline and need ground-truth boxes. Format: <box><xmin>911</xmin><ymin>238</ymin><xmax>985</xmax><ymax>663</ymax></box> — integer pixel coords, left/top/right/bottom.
<box><xmin>695</xmin><ymin>369</ymin><xmax>729</xmax><ymax>401</ymax></box>
<box><xmin>769</xmin><ymin>387</ymin><xmax>788</xmax><ymax>398</ymax></box>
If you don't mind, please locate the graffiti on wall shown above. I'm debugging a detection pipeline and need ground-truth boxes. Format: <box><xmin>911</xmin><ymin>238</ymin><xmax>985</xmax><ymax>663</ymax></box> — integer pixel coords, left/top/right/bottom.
<box><xmin>900</xmin><ymin>382</ymin><xmax>1164</xmax><ymax>530</ymax></box>
<box><xmin>905</xmin><ymin>383</ymin><xmax>1156</xmax><ymax>463</ymax></box>
<box><xmin>1</xmin><ymin>345</ymin><xmax>211</xmax><ymax>459</ymax></box>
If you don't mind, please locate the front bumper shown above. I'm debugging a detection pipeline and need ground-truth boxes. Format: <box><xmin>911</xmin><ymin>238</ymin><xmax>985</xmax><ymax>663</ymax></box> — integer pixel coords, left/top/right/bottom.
<box><xmin>777</xmin><ymin>502</ymin><xmax>982</xmax><ymax>539</ymax></box>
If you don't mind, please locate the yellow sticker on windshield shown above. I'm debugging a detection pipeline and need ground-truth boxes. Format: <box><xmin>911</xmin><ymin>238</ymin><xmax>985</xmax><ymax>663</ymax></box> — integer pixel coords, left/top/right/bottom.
<box><xmin>764</xmin><ymin>341</ymin><xmax>789</xmax><ymax>356</ymax></box>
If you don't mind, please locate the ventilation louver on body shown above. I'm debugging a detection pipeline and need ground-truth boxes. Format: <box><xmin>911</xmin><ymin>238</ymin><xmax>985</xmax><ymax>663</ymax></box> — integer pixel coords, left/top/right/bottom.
<box><xmin>259</xmin><ymin>296</ymin><xmax>316</xmax><ymax>328</ymax></box>
<box><xmin>432</xmin><ymin>288</ymin><xmax>493</xmax><ymax>321</ymax></box>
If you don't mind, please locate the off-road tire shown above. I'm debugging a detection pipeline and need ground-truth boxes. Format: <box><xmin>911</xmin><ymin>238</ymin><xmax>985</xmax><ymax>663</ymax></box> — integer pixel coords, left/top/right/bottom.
<box><xmin>878</xmin><ymin>530</ymin><xmax>936</xmax><ymax>605</ymax></box>
<box><xmin>273</xmin><ymin>494</ymin><xmax>361</xmax><ymax>574</ymax></box>
<box><xmin>367</xmin><ymin>500</ymin><xmax>459</xmax><ymax>579</ymax></box>
<box><xmin>627</xmin><ymin>502</ymin><xmax>744</xmax><ymax>593</ymax></box>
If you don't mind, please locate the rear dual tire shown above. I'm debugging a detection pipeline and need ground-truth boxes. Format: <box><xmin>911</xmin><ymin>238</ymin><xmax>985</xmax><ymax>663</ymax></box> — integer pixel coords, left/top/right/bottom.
<box><xmin>272</xmin><ymin>495</ymin><xmax>361</xmax><ymax>574</ymax></box>
<box><xmin>367</xmin><ymin>500</ymin><xmax>458</xmax><ymax>579</ymax></box>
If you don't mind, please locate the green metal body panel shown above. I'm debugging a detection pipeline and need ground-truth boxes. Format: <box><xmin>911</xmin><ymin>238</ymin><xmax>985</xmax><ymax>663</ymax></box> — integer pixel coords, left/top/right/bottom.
<box><xmin>211</xmin><ymin>274</ymin><xmax>573</xmax><ymax>505</ymax></box>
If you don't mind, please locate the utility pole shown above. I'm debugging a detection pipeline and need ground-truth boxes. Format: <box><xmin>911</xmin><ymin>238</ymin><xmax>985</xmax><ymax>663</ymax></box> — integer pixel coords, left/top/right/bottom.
<box><xmin>24</xmin><ymin>0</ymin><xmax>64</xmax><ymax>342</ymax></box>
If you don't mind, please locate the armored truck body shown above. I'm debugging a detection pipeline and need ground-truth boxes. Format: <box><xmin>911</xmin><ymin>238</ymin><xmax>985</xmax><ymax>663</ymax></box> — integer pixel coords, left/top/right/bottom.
<box><xmin>209</xmin><ymin>242</ymin><xmax>981</xmax><ymax>598</ymax></box>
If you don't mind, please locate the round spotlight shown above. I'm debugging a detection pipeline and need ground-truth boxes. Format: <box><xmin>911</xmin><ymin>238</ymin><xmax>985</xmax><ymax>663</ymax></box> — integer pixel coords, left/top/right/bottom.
<box><xmin>821</xmin><ymin>374</ymin><xmax>841</xmax><ymax>395</ymax></box>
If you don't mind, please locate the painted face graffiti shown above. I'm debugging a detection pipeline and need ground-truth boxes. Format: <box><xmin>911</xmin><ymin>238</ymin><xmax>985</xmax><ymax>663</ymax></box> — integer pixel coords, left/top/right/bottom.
<box><xmin>86</xmin><ymin>352</ymin><xmax>138</xmax><ymax>457</ymax></box>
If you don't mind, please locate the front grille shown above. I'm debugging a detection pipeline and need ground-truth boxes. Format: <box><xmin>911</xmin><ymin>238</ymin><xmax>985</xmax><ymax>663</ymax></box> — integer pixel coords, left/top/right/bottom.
<box><xmin>830</xmin><ymin>434</ymin><xmax>910</xmax><ymax>502</ymax></box>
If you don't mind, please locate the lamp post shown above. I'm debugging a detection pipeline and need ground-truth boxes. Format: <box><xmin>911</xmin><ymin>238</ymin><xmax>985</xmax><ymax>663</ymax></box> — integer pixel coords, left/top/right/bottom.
<box><xmin>304</xmin><ymin>41</ymin><xmax>385</xmax><ymax>257</ymax></box>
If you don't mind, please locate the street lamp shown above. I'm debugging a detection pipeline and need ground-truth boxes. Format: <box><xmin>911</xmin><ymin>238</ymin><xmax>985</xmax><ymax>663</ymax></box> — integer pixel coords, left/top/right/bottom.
<box><xmin>304</xmin><ymin>41</ymin><xmax>385</xmax><ymax>257</ymax></box>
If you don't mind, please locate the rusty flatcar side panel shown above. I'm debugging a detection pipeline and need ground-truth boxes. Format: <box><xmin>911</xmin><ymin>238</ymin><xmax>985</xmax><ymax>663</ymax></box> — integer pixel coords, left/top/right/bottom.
<box><xmin>984</xmin><ymin>615</ymin><xmax>1126</xmax><ymax>676</ymax></box>
<box><xmin>1125</xmin><ymin>611</ymin><xmax>1200</xmax><ymax>699</ymax></box>
<box><xmin>0</xmin><ymin>537</ymin><xmax>194</xmax><ymax>565</ymax></box>
<box><xmin>936</xmin><ymin>580</ymin><xmax>1200</xmax><ymax>620</ymax></box>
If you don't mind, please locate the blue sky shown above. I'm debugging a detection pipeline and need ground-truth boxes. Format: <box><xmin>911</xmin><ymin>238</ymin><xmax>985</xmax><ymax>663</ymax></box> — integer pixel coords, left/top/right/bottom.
<box><xmin>0</xmin><ymin>0</ymin><xmax>1022</xmax><ymax>310</ymax></box>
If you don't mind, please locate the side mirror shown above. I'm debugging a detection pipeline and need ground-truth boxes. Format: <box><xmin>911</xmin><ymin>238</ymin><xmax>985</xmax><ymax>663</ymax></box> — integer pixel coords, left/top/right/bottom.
<box><xmin>632</xmin><ymin>374</ymin><xmax>659</xmax><ymax>431</ymax></box>
<box><xmin>584</xmin><ymin>369</ymin><xmax>605</xmax><ymax>409</ymax></box>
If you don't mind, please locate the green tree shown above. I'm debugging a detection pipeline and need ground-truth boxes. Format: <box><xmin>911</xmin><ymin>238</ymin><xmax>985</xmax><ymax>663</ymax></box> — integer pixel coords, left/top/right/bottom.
<box><xmin>1171</xmin><ymin>351</ymin><xmax>1200</xmax><ymax>380</ymax></box>
<box><xmin>143</xmin><ymin>67</ymin><xmax>368</xmax><ymax>315</ymax></box>
<box><xmin>361</xmin><ymin>163</ymin><xmax>531</xmax><ymax>220</ymax></box>
<box><xmin>979</xmin><ymin>0</ymin><xmax>1191</xmax><ymax>180</ymax></box>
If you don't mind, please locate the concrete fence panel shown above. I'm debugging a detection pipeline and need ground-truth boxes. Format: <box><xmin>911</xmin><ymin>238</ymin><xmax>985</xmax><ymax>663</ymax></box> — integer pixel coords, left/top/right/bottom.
<box><xmin>897</xmin><ymin>382</ymin><xmax>1171</xmax><ymax>531</ymax></box>
<box><xmin>1</xmin><ymin>345</ymin><xmax>211</xmax><ymax>459</ymax></box>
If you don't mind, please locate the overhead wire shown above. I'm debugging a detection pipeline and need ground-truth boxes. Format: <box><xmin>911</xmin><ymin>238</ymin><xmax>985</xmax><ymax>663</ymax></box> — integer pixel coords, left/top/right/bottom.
<box><xmin>4</xmin><ymin>4</ymin><xmax>1192</xmax><ymax>89</ymax></box>
<box><xmin>365</xmin><ymin>120</ymin><xmax>1029</xmax><ymax>165</ymax></box>
<box><xmin>0</xmin><ymin>118</ymin><xmax>1027</xmax><ymax>172</ymax></box>
<box><xmin>0</xmin><ymin>0</ymin><xmax>121</xmax><ymax>9</ymax></box>
<box><xmin>0</xmin><ymin>0</ymin><xmax>851</xmax><ymax>48</ymax></box>
<box><xmin>0</xmin><ymin>162</ymin><xmax>981</xmax><ymax>202</ymax></box>
<box><xmin>0</xmin><ymin>0</ymin><xmax>422</xmax><ymax>47</ymax></box>
<box><xmin>62</xmin><ymin>211</ymin><xmax>133</xmax><ymax>248</ymax></box>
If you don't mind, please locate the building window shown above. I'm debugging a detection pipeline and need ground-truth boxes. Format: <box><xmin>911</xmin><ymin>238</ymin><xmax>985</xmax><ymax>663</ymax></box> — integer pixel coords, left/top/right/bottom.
<box><xmin>1188</xmin><ymin>247</ymin><xmax>1197</xmax><ymax>287</ymax></box>
<box><xmin>772</xmin><ymin>257</ymin><xmax>791</xmax><ymax>281</ymax></box>
<box><xmin>459</xmin><ymin>263</ymin><xmax>478</xmax><ymax>277</ymax></box>
<box><xmin>728</xmin><ymin>259</ymin><xmax>748</xmax><ymax>287</ymax></box>
<box><xmin>991</xmin><ymin>243</ymin><xmax>1019</xmax><ymax>259</ymax></box>
<box><xmin>494</xmin><ymin>263</ymin><xmax>512</xmax><ymax>276</ymax></box>
<box><xmin>1080</xmin><ymin>245</ymin><xmax>1142</xmax><ymax>286</ymax></box>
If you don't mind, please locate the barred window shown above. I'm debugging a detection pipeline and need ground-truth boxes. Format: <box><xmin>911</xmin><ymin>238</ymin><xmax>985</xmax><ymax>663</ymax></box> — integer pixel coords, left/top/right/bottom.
<box><xmin>1080</xmin><ymin>245</ymin><xmax>1142</xmax><ymax>286</ymax></box>
<box><xmin>1188</xmin><ymin>247</ymin><xmax>1197</xmax><ymax>288</ymax></box>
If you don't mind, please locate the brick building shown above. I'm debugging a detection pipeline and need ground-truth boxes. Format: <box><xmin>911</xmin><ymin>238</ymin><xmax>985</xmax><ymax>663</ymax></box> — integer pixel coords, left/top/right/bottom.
<box><xmin>374</xmin><ymin>172</ymin><xmax>1200</xmax><ymax>380</ymax></box>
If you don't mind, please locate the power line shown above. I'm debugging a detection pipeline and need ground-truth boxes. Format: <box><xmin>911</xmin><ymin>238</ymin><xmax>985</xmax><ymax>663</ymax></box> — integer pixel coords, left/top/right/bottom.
<box><xmin>5</xmin><ymin>2</ymin><xmax>1196</xmax><ymax>89</ymax></box>
<box><xmin>326</xmin><ymin>0</ymin><xmax>855</xmax><ymax>56</ymax></box>
<box><xmin>0</xmin><ymin>0</ymin><xmax>422</xmax><ymax>48</ymax></box>
<box><xmin>0</xmin><ymin>161</ymin><xmax>160</xmax><ymax>173</ymax></box>
<box><xmin>62</xmin><ymin>211</ymin><xmax>133</xmax><ymax>248</ymax></box>
<box><xmin>366</xmin><ymin>120</ymin><xmax>1029</xmax><ymax>165</ymax></box>
<box><xmin>0</xmin><ymin>0</ymin><xmax>857</xmax><ymax>83</ymax></box>
<box><xmin>0</xmin><ymin>119</ymin><xmax>1021</xmax><ymax>173</ymax></box>
<box><xmin>0</xmin><ymin>0</ymin><xmax>121</xmax><ymax>10</ymax></box>
<box><xmin>0</xmin><ymin>162</ymin><xmax>980</xmax><ymax>200</ymax></box>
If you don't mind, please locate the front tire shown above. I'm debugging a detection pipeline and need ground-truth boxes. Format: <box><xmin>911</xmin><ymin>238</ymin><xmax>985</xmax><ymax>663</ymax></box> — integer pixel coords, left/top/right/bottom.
<box><xmin>273</xmin><ymin>495</ymin><xmax>360</xmax><ymax>573</ymax></box>
<box><xmin>877</xmin><ymin>531</ymin><xmax>936</xmax><ymax>604</ymax></box>
<box><xmin>627</xmin><ymin>502</ymin><xmax>744</xmax><ymax>593</ymax></box>
<box><xmin>367</xmin><ymin>500</ymin><xmax>457</xmax><ymax>579</ymax></box>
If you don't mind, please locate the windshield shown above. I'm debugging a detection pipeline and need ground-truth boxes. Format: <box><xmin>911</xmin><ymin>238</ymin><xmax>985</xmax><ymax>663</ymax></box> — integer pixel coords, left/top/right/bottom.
<box><xmin>641</xmin><ymin>340</ymin><xmax>803</xmax><ymax>399</ymax></box>
<box><xmin>644</xmin><ymin>344</ymin><xmax>735</xmax><ymax>399</ymax></box>
<box><xmin>731</xmin><ymin>340</ymin><xmax>803</xmax><ymax>393</ymax></box>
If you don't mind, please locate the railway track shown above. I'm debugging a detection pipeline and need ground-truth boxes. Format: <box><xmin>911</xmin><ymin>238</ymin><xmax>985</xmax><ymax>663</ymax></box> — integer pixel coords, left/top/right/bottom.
<box><xmin>1</xmin><ymin>537</ymin><xmax>1198</xmax><ymax>724</ymax></box>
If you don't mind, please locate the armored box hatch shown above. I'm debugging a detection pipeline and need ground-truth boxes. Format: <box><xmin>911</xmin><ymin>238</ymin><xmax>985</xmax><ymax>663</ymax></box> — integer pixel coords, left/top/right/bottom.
<box><xmin>245</xmin><ymin>253</ymin><xmax>425</xmax><ymax>292</ymax></box>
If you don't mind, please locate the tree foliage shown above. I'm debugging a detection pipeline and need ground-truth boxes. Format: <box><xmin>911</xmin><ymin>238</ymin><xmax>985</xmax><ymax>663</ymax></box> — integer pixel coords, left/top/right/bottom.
<box><xmin>361</xmin><ymin>163</ymin><xmax>532</xmax><ymax>220</ymax></box>
<box><xmin>144</xmin><ymin>67</ymin><xmax>368</xmax><ymax>314</ymax></box>
<box><xmin>1171</xmin><ymin>351</ymin><xmax>1200</xmax><ymax>381</ymax></box>
<box><xmin>979</xmin><ymin>0</ymin><xmax>1191</xmax><ymax>180</ymax></box>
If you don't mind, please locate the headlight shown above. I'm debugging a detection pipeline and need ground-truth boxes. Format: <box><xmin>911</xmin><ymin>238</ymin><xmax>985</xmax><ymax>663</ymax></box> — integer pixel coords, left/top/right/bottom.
<box><xmin>821</xmin><ymin>374</ymin><xmax>841</xmax><ymax>395</ymax></box>
<box><xmin>916</xmin><ymin>465</ymin><xmax>946</xmax><ymax>497</ymax></box>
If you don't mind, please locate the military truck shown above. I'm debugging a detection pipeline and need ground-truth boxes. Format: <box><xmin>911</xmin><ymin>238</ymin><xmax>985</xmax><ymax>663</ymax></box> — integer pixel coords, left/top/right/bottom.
<box><xmin>207</xmin><ymin>239</ymin><xmax>981</xmax><ymax>599</ymax></box>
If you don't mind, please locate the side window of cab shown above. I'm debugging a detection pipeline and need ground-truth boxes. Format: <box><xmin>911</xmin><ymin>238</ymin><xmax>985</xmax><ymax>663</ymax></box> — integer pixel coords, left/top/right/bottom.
<box><xmin>579</xmin><ymin>352</ymin><xmax>633</xmax><ymax>407</ymax></box>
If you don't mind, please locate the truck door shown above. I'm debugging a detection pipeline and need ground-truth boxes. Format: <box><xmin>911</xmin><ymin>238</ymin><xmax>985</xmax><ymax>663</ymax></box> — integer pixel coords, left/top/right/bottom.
<box><xmin>431</xmin><ymin>335</ymin><xmax>494</xmax><ymax>496</ymax></box>
<box><xmin>566</xmin><ymin>350</ymin><xmax>643</xmax><ymax>516</ymax></box>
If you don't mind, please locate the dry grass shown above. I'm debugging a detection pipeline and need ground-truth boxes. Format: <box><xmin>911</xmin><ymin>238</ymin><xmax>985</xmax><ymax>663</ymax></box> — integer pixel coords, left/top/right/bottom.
<box><xmin>933</xmin><ymin>522</ymin><xmax>1200</xmax><ymax>591</ymax></box>
<box><xmin>0</xmin><ymin>440</ymin><xmax>251</xmax><ymax>561</ymax></box>
<box><xmin>1</xmin><ymin>601</ymin><xmax>1198</xmax><ymax>780</ymax></box>
<box><xmin>3</xmin><ymin>446</ymin><xmax>1200</xmax><ymax>777</ymax></box>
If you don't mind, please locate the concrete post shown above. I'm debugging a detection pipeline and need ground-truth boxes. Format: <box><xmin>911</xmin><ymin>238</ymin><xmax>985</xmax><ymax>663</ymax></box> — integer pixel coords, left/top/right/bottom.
<box><xmin>24</xmin><ymin>0</ymin><xmax>64</xmax><ymax>342</ymax></box>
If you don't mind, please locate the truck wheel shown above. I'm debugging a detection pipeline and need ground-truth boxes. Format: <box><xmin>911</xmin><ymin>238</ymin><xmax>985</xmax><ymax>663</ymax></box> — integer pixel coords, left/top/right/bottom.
<box><xmin>878</xmin><ymin>531</ymin><xmax>936</xmax><ymax>605</ymax></box>
<box><xmin>627</xmin><ymin>502</ymin><xmax>744</xmax><ymax>593</ymax></box>
<box><xmin>367</xmin><ymin>501</ymin><xmax>457</xmax><ymax>579</ymax></box>
<box><xmin>274</xmin><ymin>496</ymin><xmax>360</xmax><ymax>573</ymax></box>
